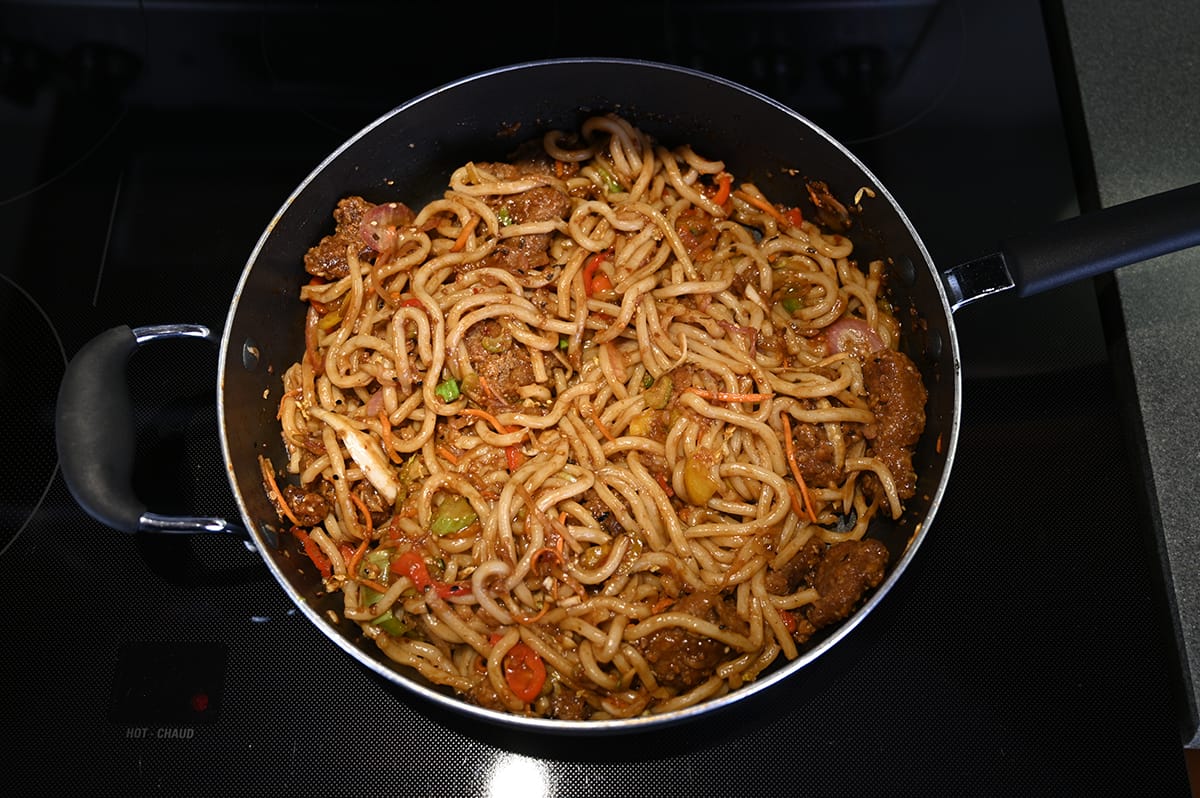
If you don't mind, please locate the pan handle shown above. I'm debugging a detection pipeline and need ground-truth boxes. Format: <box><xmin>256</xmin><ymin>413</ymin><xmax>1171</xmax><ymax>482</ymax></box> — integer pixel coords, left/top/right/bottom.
<box><xmin>55</xmin><ymin>324</ymin><xmax>244</xmax><ymax>536</ymax></box>
<box><xmin>944</xmin><ymin>181</ymin><xmax>1200</xmax><ymax>310</ymax></box>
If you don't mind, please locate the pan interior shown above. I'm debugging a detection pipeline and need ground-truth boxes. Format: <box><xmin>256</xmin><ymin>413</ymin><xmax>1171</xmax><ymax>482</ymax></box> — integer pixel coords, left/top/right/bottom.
<box><xmin>218</xmin><ymin>58</ymin><xmax>960</xmax><ymax>732</ymax></box>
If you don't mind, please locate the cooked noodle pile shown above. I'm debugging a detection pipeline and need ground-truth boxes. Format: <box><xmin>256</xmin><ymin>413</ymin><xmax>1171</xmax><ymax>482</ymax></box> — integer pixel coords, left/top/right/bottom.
<box><xmin>262</xmin><ymin>114</ymin><xmax>927</xmax><ymax>720</ymax></box>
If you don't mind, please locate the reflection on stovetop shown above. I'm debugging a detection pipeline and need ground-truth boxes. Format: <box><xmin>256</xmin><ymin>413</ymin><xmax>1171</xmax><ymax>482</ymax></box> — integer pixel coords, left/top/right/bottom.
<box><xmin>0</xmin><ymin>1</ymin><xmax>1190</xmax><ymax>795</ymax></box>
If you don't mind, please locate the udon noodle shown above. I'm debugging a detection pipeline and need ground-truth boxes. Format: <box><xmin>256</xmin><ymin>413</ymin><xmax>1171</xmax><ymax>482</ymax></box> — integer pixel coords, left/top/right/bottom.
<box><xmin>262</xmin><ymin>113</ymin><xmax>927</xmax><ymax>720</ymax></box>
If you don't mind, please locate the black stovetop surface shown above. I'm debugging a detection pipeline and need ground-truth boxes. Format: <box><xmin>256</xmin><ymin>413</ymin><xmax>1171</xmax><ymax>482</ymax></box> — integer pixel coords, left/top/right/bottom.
<box><xmin>0</xmin><ymin>1</ymin><xmax>1188</xmax><ymax>795</ymax></box>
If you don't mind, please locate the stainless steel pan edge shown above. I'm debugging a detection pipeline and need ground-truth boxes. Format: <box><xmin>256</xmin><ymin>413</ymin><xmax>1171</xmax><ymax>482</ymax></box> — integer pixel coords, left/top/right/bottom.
<box><xmin>216</xmin><ymin>57</ymin><xmax>962</xmax><ymax>734</ymax></box>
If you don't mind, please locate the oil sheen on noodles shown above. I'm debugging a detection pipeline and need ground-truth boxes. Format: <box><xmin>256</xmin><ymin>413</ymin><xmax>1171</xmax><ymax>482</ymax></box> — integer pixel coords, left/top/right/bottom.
<box><xmin>262</xmin><ymin>114</ymin><xmax>927</xmax><ymax>721</ymax></box>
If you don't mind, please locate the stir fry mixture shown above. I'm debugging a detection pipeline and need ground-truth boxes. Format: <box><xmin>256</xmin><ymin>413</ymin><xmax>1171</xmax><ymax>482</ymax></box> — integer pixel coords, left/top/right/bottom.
<box><xmin>261</xmin><ymin>113</ymin><xmax>927</xmax><ymax>720</ymax></box>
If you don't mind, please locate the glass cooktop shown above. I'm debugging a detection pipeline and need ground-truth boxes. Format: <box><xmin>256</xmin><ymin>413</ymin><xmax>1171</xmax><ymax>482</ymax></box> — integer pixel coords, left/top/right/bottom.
<box><xmin>0</xmin><ymin>1</ymin><xmax>1188</xmax><ymax>795</ymax></box>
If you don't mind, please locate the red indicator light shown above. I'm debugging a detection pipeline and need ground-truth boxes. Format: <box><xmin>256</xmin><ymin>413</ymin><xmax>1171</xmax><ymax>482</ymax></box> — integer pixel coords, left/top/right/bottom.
<box><xmin>191</xmin><ymin>693</ymin><xmax>210</xmax><ymax>712</ymax></box>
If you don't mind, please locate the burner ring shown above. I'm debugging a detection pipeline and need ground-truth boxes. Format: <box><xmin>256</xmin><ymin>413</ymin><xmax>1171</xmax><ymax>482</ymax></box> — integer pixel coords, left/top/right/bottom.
<box><xmin>0</xmin><ymin>272</ymin><xmax>68</xmax><ymax>555</ymax></box>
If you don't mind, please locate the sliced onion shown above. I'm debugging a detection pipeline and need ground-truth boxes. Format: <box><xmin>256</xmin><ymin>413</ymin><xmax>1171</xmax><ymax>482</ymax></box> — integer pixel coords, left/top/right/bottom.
<box><xmin>360</xmin><ymin>201</ymin><xmax>416</xmax><ymax>252</ymax></box>
<box><xmin>308</xmin><ymin>407</ymin><xmax>400</xmax><ymax>503</ymax></box>
<box><xmin>825</xmin><ymin>317</ymin><xmax>884</xmax><ymax>359</ymax></box>
<box><xmin>718</xmin><ymin>319</ymin><xmax>758</xmax><ymax>356</ymax></box>
<box><xmin>364</xmin><ymin>388</ymin><xmax>385</xmax><ymax>417</ymax></box>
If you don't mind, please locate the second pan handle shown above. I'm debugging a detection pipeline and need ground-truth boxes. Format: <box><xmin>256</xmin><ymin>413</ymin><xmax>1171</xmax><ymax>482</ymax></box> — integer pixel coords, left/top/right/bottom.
<box><xmin>55</xmin><ymin>324</ymin><xmax>244</xmax><ymax>536</ymax></box>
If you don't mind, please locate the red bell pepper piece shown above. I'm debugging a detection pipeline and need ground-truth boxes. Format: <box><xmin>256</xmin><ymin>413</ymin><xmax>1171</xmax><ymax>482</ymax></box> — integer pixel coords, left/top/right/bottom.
<box><xmin>488</xmin><ymin>633</ymin><xmax>547</xmax><ymax>703</ymax></box>
<box><xmin>393</xmin><ymin>550</ymin><xmax>470</xmax><ymax>599</ymax></box>
<box><xmin>582</xmin><ymin>249</ymin><xmax>613</xmax><ymax>297</ymax></box>
<box><xmin>291</xmin><ymin>528</ymin><xmax>332</xmax><ymax>579</ymax></box>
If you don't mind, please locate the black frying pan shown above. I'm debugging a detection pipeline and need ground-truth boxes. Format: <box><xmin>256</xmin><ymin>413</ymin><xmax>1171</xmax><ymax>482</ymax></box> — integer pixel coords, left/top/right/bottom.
<box><xmin>55</xmin><ymin>58</ymin><xmax>1200</xmax><ymax>733</ymax></box>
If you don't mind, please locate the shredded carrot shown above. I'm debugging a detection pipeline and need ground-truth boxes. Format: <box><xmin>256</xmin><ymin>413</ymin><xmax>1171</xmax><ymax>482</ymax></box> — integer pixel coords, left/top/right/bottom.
<box><xmin>684</xmin><ymin>387</ymin><xmax>774</xmax><ymax>403</ymax></box>
<box><xmin>555</xmin><ymin>159</ymin><xmax>564</xmax><ymax>178</ymax></box>
<box><xmin>650</xmin><ymin>596</ymin><xmax>675</xmax><ymax>614</ymax></box>
<box><xmin>713</xmin><ymin>171</ymin><xmax>733</xmax><ymax>206</ymax></box>
<box><xmin>260</xmin><ymin>457</ymin><xmax>299</xmax><ymax>526</ymax></box>
<box><xmin>436</xmin><ymin>445</ymin><xmax>460</xmax><ymax>465</ymax></box>
<box><xmin>450</xmin><ymin>214</ymin><xmax>476</xmax><ymax>252</ymax></box>
<box><xmin>348</xmin><ymin>494</ymin><xmax>375</xmax><ymax>538</ymax></box>
<box><xmin>795</xmin><ymin>472</ymin><xmax>817</xmax><ymax>524</ymax></box>
<box><xmin>459</xmin><ymin>407</ymin><xmax>514</xmax><ymax>435</ymax></box>
<box><xmin>514</xmin><ymin>603</ymin><xmax>552</xmax><ymax>625</ymax></box>
<box><xmin>591</xmin><ymin>407</ymin><xmax>616</xmax><ymax>443</ymax></box>
<box><xmin>780</xmin><ymin>414</ymin><xmax>818</xmax><ymax>523</ymax></box>
<box><xmin>530</xmin><ymin>546</ymin><xmax>563</xmax><ymax>575</ymax></box>
<box><xmin>733</xmin><ymin>189</ymin><xmax>788</xmax><ymax>225</ymax></box>
<box><xmin>358</xmin><ymin>578</ymin><xmax>389</xmax><ymax>595</ymax></box>
<box><xmin>346</xmin><ymin>535</ymin><xmax>370</xmax><ymax>578</ymax></box>
<box><xmin>785</xmin><ymin>485</ymin><xmax>806</xmax><ymax>519</ymax></box>
<box><xmin>378</xmin><ymin>412</ymin><xmax>403</xmax><ymax>464</ymax></box>
<box><xmin>532</xmin><ymin>537</ymin><xmax>564</xmax><ymax>564</ymax></box>
<box><xmin>522</xmin><ymin>535</ymin><xmax>566</xmax><ymax>622</ymax></box>
<box><xmin>530</xmin><ymin>535</ymin><xmax>564</xmax><ymax>580</ymax></box>
<box><xmin>478</xmin><ymin>373</ymin><xmax>501</xmax><ymax>402</ymax></box>
<box><xmin>276</xmin><ymin>388</ymin><xmax>301</xmax><ymax>421</ymax></box>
